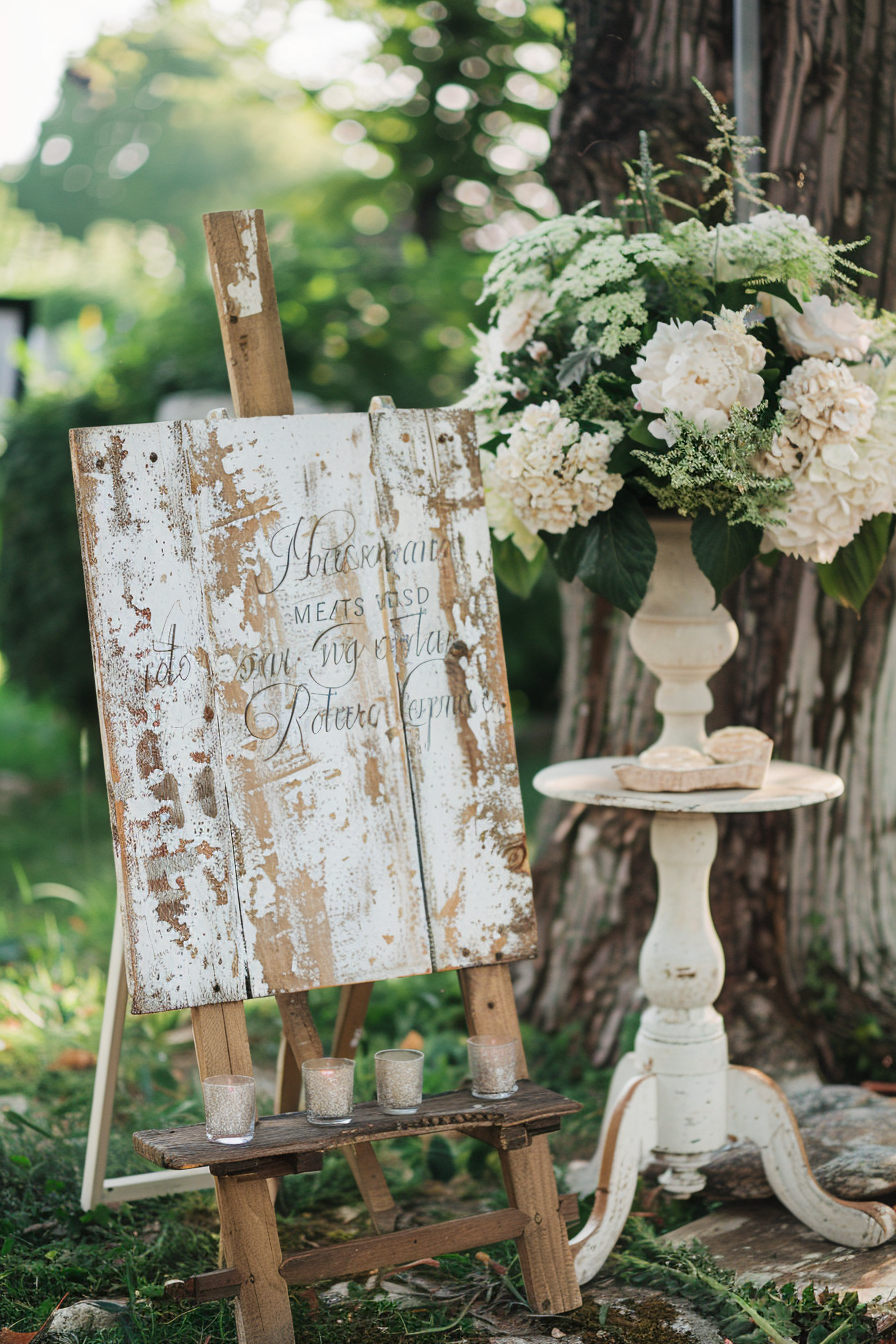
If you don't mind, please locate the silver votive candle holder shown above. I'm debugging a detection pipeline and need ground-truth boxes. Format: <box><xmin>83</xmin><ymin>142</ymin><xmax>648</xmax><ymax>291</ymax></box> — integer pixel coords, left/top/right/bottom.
<box><xmin>302</xmin><ymin>1057</ymin><xmax>354</xmax><ymax>1125</ymax></box>
<box><xmin>375</xmin><ymin>1048</ymin><xmax>424</xmax><ymax>1115</ymax></box>
<box><xmin>202</xmin><ymin>1074</ymin><xmax>256</xmax><ymax>1145</ymax></box>
<box><xmin>467</xmin><ymin>1035</ymin><xmax>518</xmax><ymax>1100</ymax></box>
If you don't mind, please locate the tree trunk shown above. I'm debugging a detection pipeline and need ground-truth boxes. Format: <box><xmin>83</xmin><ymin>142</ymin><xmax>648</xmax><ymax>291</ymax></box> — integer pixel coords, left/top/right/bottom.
<box><xmin>519</xmin><ymin>0</ymin><xmax>896</xmax><ymax>1079</ymax></box>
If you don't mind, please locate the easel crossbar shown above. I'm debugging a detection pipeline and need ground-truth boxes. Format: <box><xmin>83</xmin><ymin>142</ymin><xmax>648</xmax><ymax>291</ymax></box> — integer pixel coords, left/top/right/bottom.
<box><xmin>166</xmin><ymin>1195</ymin><xmax>581</xmax><ymax>1301</ymax></box>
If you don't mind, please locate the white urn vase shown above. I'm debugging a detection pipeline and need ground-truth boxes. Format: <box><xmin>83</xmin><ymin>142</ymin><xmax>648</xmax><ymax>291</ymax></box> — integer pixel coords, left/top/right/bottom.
<box><xmin>628</xmin><ymin>515</ymin><xmax>739</xmax><ymax>753</ymax></box>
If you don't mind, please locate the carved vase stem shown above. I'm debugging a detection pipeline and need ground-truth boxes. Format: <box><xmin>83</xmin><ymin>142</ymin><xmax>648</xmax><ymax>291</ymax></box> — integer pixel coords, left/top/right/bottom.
<box><xmin>629</xmin><ymin>518</ymin><xmax>739</xmax><ymax>752</ymax></box>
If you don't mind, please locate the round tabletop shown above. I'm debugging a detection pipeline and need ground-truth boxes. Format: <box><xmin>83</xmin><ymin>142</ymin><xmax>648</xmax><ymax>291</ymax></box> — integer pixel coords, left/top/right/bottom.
<box><xmin>533</xmin><ymin>757</ymin><xmax>844</xmax><ymax>815</ymax></box>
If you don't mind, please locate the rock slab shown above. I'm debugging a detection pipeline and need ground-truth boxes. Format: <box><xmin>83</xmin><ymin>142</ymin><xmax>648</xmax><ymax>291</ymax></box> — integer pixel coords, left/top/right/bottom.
<box><xmin>662</xmin><ymin>1200</ymin><xmax>896</xmax><ymax>1304</ymax></box>
<box><xmin>701</xmin><ymin>1085</ymin><xmax>896</xmax><ymax>1200</ymax></box>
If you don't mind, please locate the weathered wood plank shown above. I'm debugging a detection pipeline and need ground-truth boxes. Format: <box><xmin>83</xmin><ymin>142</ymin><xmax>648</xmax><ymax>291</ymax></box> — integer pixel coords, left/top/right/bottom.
<box><xmin>73</xmin><ymin>406</ymin><xmax>537</xmax><ymax>1009</ymax></box>
<box><xmin>204</xmin><ymin>210</ymin><xmax>293</xmax><ymax>418</ymax></box>
<box><xmin>166</xmin><ymin>1267</ymin><xmax>246</xmax><ymax>1304</ymax></box>
<box><xmin>278</xmin><ymin>1208</ymin><xmax>530</xmax><ymax>1285</ymax></box>
<box><xmin>370</xmin><ymin>408</ymin><xmax>536</xmax><ymax>969</ymax></box>
<box><xmin>133</xmin><ymin>1080</ymin><xmax>581</xmax><ymax>1170</ymax></box>
<box><xmin>70</xmin><ymin>421</ymin><xmax>245</xmax><ymax>1013</ymax></box>
<box><xmin>165</xmin><ymin>1196</ymin><xmax>581</xmax><ymax>1304</ymax></box>
<box><xmin>183</xmin><ymin>412</ymin><xmax>432</xmax><ymax>996</ymax></box>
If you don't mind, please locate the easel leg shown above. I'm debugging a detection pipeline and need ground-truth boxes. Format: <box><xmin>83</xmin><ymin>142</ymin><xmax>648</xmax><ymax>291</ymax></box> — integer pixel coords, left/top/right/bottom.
<box><xmin>728</xmin><ymin>1066</ymin><xmax>896</xmax><ymax>1247</ymax></box>
<box><xmin>276</xmin><ymin>989</ymin><xmax>399</xmax><ymax>1234</ymax></box>
<box><xmin>81</xmin><ymin>911</ymin><xmax>128</xmax><ymax>1211</ymax></box>
<box><xmin>332</xmin><ymin>984</ymin><xmax>400</xmax><ymax>1233</ymax></box>
<box><xmin>193</xmin><ymin>1002</ymin><xmax>294</xmax><ymax>1344</ymax></box>
<box><xmin>459</xmin><ymin>964</ymin><xmax>580</xmax><ymax>1314</ymax></box>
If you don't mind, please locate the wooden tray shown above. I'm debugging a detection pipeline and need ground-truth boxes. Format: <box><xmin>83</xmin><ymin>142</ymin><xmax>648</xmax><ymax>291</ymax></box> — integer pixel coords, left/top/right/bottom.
<box><xmin>134</xmin><ymin>1080</ymin><xmax>581</xmax><ymax>1174</ymax></box>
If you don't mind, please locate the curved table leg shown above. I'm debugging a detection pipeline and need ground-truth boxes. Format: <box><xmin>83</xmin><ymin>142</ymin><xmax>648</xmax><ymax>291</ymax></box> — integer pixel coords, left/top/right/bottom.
<box><xmin>728</xmin><ymin>1066</ymin><xmax>896</xmax><ymax>1248</ymax></box>
<box><xmin>566</xmin><ymin>1051</ymin><xmax>643</xmax><ymax>1197</ymax></box>
<box><xmin>570</xmin><ymin>1074</ymin><xmax>658</xmax><ymax>1285</ymax></box>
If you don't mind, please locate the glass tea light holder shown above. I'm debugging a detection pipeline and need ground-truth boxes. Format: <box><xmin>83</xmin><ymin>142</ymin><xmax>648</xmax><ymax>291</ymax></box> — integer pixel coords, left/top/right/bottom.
<box><xmin>467</xmin><ymin>1035</ymin><xmax>518</xmax><ymax>1100</ymax></box>
<box><xmin>375</xmin><ymin>1048</ymin><xmax>424</xmax><ymax>1115</ymax></box>
<box><xmin>202</xmin><ymin>1074</ymin><xmax>256</xmax><ymax>1145</ymax></box>
<box><xmin>302</xmin><ymin>1057</ymin><xmax>355</xmax><ymax>1125</ymax></box>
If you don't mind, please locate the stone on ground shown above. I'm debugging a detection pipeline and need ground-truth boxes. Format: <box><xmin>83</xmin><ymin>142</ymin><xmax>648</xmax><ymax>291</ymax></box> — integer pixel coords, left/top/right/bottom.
<box><xmin>662</xmin><ymin>1199</ymin><xmax>896</xmax><ymax>1304</ymax></box>
<box><xmin>700</xmin><ymin>1085</ymin><xmax>896</xmax><ymax>1200</ymax></box>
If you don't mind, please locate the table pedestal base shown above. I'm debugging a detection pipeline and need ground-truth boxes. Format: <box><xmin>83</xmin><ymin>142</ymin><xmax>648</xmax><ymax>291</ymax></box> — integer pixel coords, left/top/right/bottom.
<box><xmin>567</xmin><ymin>1052</ymin><xmax>896</xmax><ymax>1285</ymax></box>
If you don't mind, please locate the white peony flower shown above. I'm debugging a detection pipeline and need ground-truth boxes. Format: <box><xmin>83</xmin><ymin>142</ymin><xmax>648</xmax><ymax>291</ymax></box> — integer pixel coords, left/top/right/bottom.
<box><xmin>759</xmin><ymin>358</ymin><xmax>891</xmax><ymax>562</ymax></box>
<box><xmin>773</xmin><ymin>295</ymin><xmax>878</xmax><ymax>363</ymax></box>
<box><xmin>631</xmin><ymin>310</ymin><xmax>766</xmax><ymax>444</ymax></box>
<box><xmin>483</xmin><ymin>400</ymin><xmax>623</xmax><ymax>539</ymax></box>
<box><xmin>496</xmin><ymin>289</ymin><xmax>553</xmax><ymax>352</ymax></box>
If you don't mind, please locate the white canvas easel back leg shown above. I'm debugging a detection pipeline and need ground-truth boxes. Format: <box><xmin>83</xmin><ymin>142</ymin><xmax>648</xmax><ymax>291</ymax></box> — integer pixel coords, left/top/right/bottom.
<box><xmin>80</xmin><ymin>911</ymin><xmax>215</xmax><ymax>1210</ymax></box>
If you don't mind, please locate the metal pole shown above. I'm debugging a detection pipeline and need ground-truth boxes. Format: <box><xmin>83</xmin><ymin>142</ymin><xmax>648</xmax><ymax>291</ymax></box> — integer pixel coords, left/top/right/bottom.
<box><xmin>733</xmin><ymin>0</ymin><xmax>762</xmax><ymax>220</ymax></box>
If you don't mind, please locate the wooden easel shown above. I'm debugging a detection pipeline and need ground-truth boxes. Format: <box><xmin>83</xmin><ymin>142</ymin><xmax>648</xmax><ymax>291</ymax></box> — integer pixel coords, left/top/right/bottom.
<box><xmin>72</xmin><ymin>209</ymin><xmax>581</xmax><ymax>1344</ymax></box>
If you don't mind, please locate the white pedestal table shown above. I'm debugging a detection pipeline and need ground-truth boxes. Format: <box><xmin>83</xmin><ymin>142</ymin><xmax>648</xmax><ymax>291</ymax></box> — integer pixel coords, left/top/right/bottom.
<box><xmin>534</xmin><ymin>518</ymin><xmax>896</xmax><ymax>1285</ymax></box>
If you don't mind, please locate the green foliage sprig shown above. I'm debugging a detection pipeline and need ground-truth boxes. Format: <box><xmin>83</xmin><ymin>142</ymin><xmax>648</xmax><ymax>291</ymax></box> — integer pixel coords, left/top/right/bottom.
<box><xmin>611</xmin><ymin>1220</ymin><xmax>874</xmax><ymax>1344</ymax></box>
<box><xmin>679</xmin><ymin>79</ymin><xmax>774</xmax><ymax>222</ymax></box>
<box><xmin>632</xmin><ymin>403</ymin><xmax>792</xmax><ymax>527</ymax></box>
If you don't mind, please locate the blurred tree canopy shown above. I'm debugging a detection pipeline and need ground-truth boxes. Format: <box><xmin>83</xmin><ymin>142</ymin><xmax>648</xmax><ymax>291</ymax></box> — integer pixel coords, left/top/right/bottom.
<box><xmin>0</xmin><ymin>0</ymin><xmax>564</xmax><ymax>721</ymax></box>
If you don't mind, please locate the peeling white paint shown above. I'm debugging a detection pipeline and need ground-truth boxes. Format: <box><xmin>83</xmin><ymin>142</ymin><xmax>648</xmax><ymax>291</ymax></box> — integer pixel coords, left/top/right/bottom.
<box><xmin>225</xmin><ymin>210</ymin><xmax>264</xmax><ymax>318</ymax></box>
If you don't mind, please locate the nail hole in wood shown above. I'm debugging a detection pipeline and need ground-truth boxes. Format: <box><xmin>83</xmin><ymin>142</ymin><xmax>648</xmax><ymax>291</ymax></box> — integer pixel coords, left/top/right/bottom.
<box><xmin>149</xmin><ymin>452</ymin><xmax>158</xmax><ymax>463</ymax></box>
<box><xmin>95</xmin><ymin>458</ymin><xmax>105</xmax><ymax>469</ymax></box>
<box><xmin>229</xmin><ymin>314</ymin><xmax>239</xmax><ymax>324</ymax></box>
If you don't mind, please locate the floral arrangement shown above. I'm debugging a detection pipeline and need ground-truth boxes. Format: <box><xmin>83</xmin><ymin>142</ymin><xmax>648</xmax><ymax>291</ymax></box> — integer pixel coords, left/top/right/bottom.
<box><xmin>462</xmin><ymin>86</ymin><xmax>896</xmax><ymax>614</ymax></box>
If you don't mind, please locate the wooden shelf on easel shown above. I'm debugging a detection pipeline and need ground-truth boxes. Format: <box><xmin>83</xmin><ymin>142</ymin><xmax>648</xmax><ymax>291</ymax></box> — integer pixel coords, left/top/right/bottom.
<box><xmin>135</xmin><ymin>1080</ymin><xmax>581</xmax><ymax>1181</ymax></box>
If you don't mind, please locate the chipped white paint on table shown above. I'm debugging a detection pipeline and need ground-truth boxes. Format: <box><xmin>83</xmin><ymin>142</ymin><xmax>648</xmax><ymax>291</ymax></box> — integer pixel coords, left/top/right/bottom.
<box><xmin>71</xmin><ymin>409</ymin><xmax>535</xmax><ymax>1014</ymax></box>
<box><xmin>538</xmin><ymin>518</ymin><xmax>896</xmax><ymax>1286</ymax></box>
<box><xmin>535</xmin><ymin>757</ymin><xmax>844</xmax><ymax>813</ymax></box>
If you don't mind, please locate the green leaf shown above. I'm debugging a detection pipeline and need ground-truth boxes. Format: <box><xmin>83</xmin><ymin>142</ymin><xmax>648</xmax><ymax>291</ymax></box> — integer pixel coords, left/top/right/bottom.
<box><xmin>816</xmin><ymin>513</ymin><xmax>893</xmax><ymax>613</ymax></box>
<box><xmin>714</xmin><ymin>277</ymin><xmax>802</xmax><ymax>313</ymax></box>
<box><xmin>628</xmin><ymin>415</ymin><xmax>668</xmax><ymax>450</ymax></box>
<box><xmin>607</xmin><ymin>435</ymin><xmax>641</xmax><ymax>475</ymax></box>
<box><xmin>490</xmin><ymin>535</ymin><xmax>546</xmax><ymax>598</ymax></box>
<box><xmin>754</xmin><ymin>278</ymin><xmax>803</xmax><ymax>311</ymax></box>
<box><xmin>691</xmin><ymin>509</ymin><xmax>763</xmax><ymax>602</ymax></box>
<box><xmin>556</xmin><ymin>344</ymin><xmax>599</xmax><ymax>389</ymax></box>
<box><xmin>541</xmin><ymin>525</ymin><xmax>589</xmax><ymax>583</ymax></box>
<box><xmin>576</xmin><ymin>489</ymin><xmax>657</xmax><ymax>615</ymax></box>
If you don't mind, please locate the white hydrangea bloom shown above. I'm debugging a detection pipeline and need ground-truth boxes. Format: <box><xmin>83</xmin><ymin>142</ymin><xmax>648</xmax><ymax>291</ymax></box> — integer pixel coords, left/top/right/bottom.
<box><xmin>765</xmin><ymin>358</ymin><xmax>878</xmax><ymax>475</ymax></box>
<box><xmin>480</xmin><ymin>451</ymin><xmax>543</xmax><ymax>561</ymax></box>
<box><xmin>483</xmin><ymin>400</ymin><xmax>623</xmax><ymax>538</ymax></box>
<box><xmin>715</xmin><ymin>210</ymin><xmax>823</xmax><ymax>283</ymax></box>
<box><xmin>759</xmin><ymin>358</ymin><xmax>892</xmax><ymax>562</ymax></box>
<box><xmin>496</xmin><ymin>289</ymin><xmax>554</xmax><ymax>352</ymax></box>
<box><xmin>773</xmin><ymin>295</ymin><xmax>878</xmax><ymax>363</ymax></box>
<box><xmin>632</xmin><ymin>310</ymin><xmax>766</xmax><ymax>444</ymax></box>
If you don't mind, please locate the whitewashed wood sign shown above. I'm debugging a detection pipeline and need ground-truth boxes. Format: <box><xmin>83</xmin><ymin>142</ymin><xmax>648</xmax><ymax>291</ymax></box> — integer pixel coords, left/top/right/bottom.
<box><xmin>71</xmin><ymin>408</ymin><xmax>535</xmax><ymax>1012</ymax></box>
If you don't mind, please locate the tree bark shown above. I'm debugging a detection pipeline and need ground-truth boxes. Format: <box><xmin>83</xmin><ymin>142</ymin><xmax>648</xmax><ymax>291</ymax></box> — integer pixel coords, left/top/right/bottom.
<box><xmin>520</xmin><ymin>0</ymin><xmax>896</xmax><ymax>1079</ymax></box>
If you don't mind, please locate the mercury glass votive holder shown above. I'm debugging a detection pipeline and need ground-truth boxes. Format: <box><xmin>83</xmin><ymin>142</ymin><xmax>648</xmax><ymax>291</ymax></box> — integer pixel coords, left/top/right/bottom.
<box><xmin>302</xmin><ymin>1057</ymin><xmax>355</xmax><ymax>1125</ymax></box>
<box><xmin>375</xmin><ymin>1048</ymin><xmax>424</xmax><ymax>1115</ymax></box>
<box><xmin>202</xmin><ymin>1074</ymin><xmax>256</xmax><ymax>1145</ymax></box>
<box><xmin>467</xmin><ymin>1035</ymin><xmax>518</xmax><ymax>1100</ymax></box>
